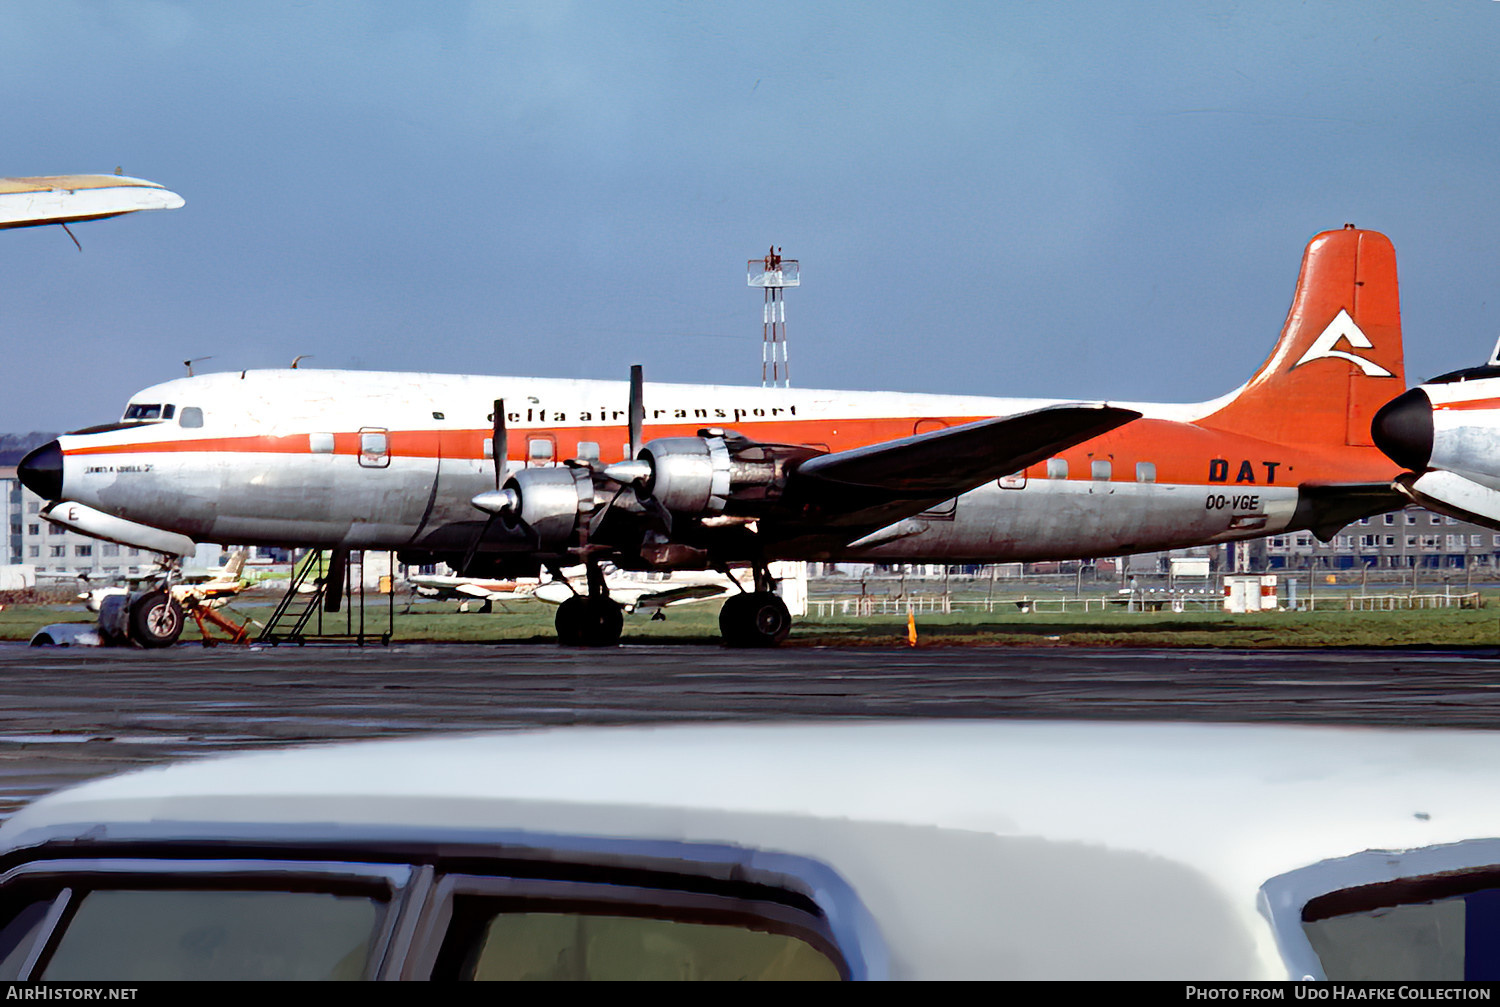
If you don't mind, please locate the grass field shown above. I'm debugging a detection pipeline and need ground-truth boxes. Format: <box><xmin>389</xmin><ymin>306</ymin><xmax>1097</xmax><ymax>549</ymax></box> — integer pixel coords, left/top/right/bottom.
<box><xmin>4</xmin><ymin>592</ymin><xmax>1499</xmax><ymax>649</ymax></box>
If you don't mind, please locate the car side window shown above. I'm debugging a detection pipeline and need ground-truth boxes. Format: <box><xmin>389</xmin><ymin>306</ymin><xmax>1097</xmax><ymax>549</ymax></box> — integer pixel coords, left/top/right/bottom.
<box><xmin>41</xmin><ymin>889</ymin><xmax>382</xmax><ymax>981</ymax></box>
<box><xmin>1264</xmin><ymin>844</ymin><xmax>1500</xmax><ymax>981</ymax></box>
<box><xmin>0</xmin><ymin>841</ymin><xmax>874</xmax><ymax>981</ymax></box>
<box><xmin>452</xmin><ymin>910</ymin><xmax>841</xmax><ymax>980</ymax></box>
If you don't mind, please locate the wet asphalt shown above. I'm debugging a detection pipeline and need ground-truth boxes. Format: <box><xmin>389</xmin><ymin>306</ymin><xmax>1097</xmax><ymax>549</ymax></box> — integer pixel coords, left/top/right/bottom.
<box><xmin>3</xmin><ymin>641</ymin><xmax>1500</xmax><ymax>819</ymax></box>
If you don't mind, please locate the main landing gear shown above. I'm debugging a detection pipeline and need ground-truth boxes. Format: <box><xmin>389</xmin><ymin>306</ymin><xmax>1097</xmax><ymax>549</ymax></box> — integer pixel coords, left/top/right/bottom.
<box><xmin>717</xmin><ymin>566</ymin><xmax>791</xmax><ymax>648</ymax></box>
<box><xmin>554</xmin><ymin>563</ymin><xmax>624</xmax><ymax>648</ymax></box>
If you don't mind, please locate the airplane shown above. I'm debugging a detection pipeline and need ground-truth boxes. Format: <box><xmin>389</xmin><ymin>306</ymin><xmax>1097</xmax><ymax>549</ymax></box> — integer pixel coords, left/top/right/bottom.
<box><xmin>18</xmin><ymin>225</ymin><xmax>1409</xmax><ymax>648</ymax></box>
<box><xmin>77</xmin><ymin>551</ymin><xmax>251</xmax><ymax>613</ymax></box>
<box><xmin>530</xmin><ymin>566</ymin><xmax>753</xmax><ymax>619</ymax></box>
<box><xmin>406</xmin><ymin>573</ymin><xmax>536</xmax><ymax>611</ymax></box>
<box><xmin>0</xmin><ymin>174</ymin><xmax>183</xmax><ymax>233</ymax></box>
<box><xmin>1372</xmin><ymin>336</ymin><xmax>1500</xmax><ymax>527</ymax></box>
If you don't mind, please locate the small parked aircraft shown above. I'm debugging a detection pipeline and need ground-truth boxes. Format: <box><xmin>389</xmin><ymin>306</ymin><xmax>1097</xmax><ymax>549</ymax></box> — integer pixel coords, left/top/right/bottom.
<box><xmin>77</xmin><ymin>551</ymin><xmax>250</xmax><ymax>613</ymax></box>
<box><xmin>406</xmin><ymin>574</ymin><xmax>536</xmax><ymax>612</ymax></box>
<box><xmin>530</xmin><ymin>566</ymin><xmax>753</xmax><ymax>618</ymax></box>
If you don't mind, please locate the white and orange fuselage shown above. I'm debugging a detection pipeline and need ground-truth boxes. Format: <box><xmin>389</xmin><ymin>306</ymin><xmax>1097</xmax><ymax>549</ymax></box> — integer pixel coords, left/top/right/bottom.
<box><xmin>24</xmin><ymin>226</ymin><xmax>1409</xmax><ymax>570</ymax></box>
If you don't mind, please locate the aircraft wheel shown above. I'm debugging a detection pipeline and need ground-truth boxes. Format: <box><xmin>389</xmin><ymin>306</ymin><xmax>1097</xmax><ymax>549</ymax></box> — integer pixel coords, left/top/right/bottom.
<box><xmin>582</xmin><ymin>598</ymin><xmax>624</xmax><ymax>647</ymax></box>
<box><xmin>129</xmin><ymin>590</ymin><xmax>184</xmax><ymax>648</ymax></box>
<box><xmin>720</xmin><ymin>591</ymin><xmax>791</xmax><ymax>648</ymax></box>
<box><xmin>555</xmin><ymin>596</ymin><xmax>588</xmax><ymax>646</ymax></box>
<box><xmin>557</xmin><ymin>596</ymin><xmax>623</xmax><ymax>647</ymax></box>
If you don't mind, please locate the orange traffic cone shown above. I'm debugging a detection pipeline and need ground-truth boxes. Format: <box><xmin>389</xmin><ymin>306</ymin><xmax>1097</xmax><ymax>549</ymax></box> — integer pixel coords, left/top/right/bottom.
<box><xmin>907</xmin><ymin>609</ymin><xmax>917</xmax><ymax>647</ymax></box>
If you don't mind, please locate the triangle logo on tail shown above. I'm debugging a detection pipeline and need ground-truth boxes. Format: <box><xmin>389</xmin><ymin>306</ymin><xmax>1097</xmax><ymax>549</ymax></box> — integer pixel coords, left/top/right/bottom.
<box><xmin>1292</xmin><ymin>309</ymin><xmax>1393</xmax><ymax>377</ymax></box>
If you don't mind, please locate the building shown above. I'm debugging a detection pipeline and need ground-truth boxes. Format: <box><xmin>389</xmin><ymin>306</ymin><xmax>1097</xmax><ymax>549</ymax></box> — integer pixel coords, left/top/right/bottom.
<box><xmin>1260</xmin><ymin>506</ymin><xmax>1500</xmax><ymax>572</ymax></box>
<box><xmin>0</xmin><ymin>467</ymin><xmax>163</xmax><ymax>583</ymax></box>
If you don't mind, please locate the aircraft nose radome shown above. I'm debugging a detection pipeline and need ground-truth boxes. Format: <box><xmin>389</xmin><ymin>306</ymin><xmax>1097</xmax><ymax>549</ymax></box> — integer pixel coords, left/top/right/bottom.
<box><xmin>1372</xmin><ymin>387</ymin><xmax>1434</xmax><ymax>471</ymax></box>
<box><xmin>17</xmin><ymin>440</ymin><xmax>63</xmax><ymax>500</ymax></box>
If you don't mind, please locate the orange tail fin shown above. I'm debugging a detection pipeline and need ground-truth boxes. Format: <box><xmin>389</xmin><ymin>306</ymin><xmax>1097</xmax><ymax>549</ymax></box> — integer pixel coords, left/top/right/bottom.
<box><xmin>1199</xmin><ymin>225</ymin><xmax>1404</xmax><ymax>448</ymax></box>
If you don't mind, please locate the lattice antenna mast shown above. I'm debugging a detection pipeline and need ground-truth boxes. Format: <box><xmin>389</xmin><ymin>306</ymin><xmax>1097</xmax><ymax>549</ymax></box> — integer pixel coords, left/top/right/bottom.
<box><xmin>747</xmin><ymin>246</ymin><xmax>798</xmax><ymax>387</ymax></box>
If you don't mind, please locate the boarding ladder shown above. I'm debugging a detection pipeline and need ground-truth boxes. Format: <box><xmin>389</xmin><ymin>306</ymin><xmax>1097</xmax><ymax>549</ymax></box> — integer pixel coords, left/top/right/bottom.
<box><xmin>256</xmin><ymin>549</ymin><xmax>394</xmax><ymax>645</ymax></box>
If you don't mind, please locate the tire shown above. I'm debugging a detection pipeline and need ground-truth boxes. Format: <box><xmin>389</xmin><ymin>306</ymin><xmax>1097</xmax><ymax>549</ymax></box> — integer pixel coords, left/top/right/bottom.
<box><xmin>129</xmin><ymin>590</ymin><xmax>184</xmax><ymax>648</ymax></box>
<box><xmin>720</xmin><ymin>591</ymin><xmax>791</xmax><ymax>648</ymax></box>
<box><xmin>579</xmin><ymin>598</ymin><xmax>625</xmax><ymax>647</ymax></box>
<box><xmin>555</xmin><ymin>596</ymin><xmax>588</xmax><ymax>646</ymax></box>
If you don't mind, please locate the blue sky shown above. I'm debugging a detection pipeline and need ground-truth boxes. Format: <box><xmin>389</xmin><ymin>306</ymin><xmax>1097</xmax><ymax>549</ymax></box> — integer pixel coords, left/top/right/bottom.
<box><xmin>4</xmin><ymin>2</ymin><xmax>1500</xmax><ymax>432</ymax></box>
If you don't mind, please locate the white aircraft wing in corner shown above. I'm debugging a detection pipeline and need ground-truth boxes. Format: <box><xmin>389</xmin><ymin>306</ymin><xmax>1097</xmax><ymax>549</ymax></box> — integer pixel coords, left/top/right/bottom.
<box><xmin>0</xmin><ymin>174</ymin><xmax>183</xmax><ymax>230</ymax></box>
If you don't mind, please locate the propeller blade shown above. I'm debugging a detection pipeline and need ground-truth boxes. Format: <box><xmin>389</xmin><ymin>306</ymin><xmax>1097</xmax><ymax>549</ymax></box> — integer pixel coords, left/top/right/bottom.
<box><xmin>458</xmin><ymin>514</ymin><xmax>499</xmax><ymax>576</ymax></box>
<box><xmin>628</xmin><ymin>365</ymin><xmax>644</xmax><ymax>460</ymax></box>
<box><xmin>587</xmin><ymin>483</ymin><xmax>630</xmax><ymax>536</ymax></box>
<box><xmin>492</xmin><ymin>398</ymin><xmax>507</xmax><ymax>490</ymax></box>
<box><xmin>641</xmin><ymin>492</ymin><xmax>673</xmax><ymax>535</ymax></box>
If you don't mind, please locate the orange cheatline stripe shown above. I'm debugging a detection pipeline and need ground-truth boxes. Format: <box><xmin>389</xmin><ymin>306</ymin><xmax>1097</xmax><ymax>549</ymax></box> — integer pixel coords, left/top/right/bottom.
<box><xmin>61</xmin><ymin>415</ymin><xmax>1399</xmax><ymax>488</ymax></box>
<box><xmin>61</xmin><ymin>418</ymin><xmax>986</xmax><ymax>461</ymax></box>
<box><xmin>1436</xmin><ymin>399</ymin><xmax>1500</xmax><ymax>412</ymax></box>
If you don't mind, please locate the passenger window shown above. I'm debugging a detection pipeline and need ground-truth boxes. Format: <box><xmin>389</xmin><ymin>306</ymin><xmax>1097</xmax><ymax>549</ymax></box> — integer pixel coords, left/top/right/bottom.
<box><xmin>179</xmin><ymin>407</ymin><xmax>204</xmax><ymax>429</ymax></box>
<box><xmin>1091</xmin><ymin>460</ymin><xmax>1112</xmax><ymax>481</ymax></box>
<box><xmin>1046</xmin><ymin>459</ymin><xmax>1068</xmax><ymax>480</ymax></box>
<box><xmin>575</xmin><ymin>441</ymin><xmax>600</xmax><ymax>462</ymax></box>
<box><xmin>39</xmin><ymin>889</ymin><xmax>384</xmax><ymax>981</ymax></box>
<box><xmin>996</xmin><ymin>471</ymin><xmax>1026</xmax><ymax>490</ymax></box>
<box><xmin>1136</xmin><ymin>462</ymin><xmax>1156</xmax><ymax>483</ymax></box>
<box><xmin>527</xmin><ymin>438</ymin><xmax>555</xmax><ymax>466</ymax></box>
<box><xmin>310</xmin><ymin>433</ymin><xmax>335</xmax><ymax>454</ymax></box>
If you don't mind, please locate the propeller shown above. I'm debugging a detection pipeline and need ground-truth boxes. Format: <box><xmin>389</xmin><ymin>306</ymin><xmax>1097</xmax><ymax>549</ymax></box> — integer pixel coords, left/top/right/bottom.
<box><xmin>471</xmin><ymin>399</ymin><xmax>520</xmax><ymax>516</ymax></box>
<box><xmin>463</xmin><ymin>398</ymin><xmax>523</xmax><ymax>573</ymax></box>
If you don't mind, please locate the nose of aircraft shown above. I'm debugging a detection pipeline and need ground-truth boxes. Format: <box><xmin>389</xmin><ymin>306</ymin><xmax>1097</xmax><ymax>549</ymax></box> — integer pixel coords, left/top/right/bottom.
<box><xmin>1371</xmin><ymin>387</ymin><xmax>1434</xmax><ymax>471</ymax></box>
<box><xmin>17</xmin><ymin>440</ymin><xmax>63</xmax><ymax>500</ymax></box>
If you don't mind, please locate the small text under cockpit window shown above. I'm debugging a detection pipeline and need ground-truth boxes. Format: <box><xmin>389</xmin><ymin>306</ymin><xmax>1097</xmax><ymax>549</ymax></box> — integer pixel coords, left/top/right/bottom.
<box><xmin>123</xmin><ymin>403</ymin><xmax>163</xmax><ymax>421</ymax></box>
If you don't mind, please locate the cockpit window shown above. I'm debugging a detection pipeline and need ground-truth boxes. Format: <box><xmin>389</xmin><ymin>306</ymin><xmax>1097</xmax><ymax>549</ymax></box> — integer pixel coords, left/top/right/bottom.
<box><xmin>122</xmin><ymin>404</ymin><xmax>163</xmax><ymax>422</ymax></box>
<box><xmin>161</xmin><ymin>405</ymin><xmax>176</xmax><ymax>421</ymax></box>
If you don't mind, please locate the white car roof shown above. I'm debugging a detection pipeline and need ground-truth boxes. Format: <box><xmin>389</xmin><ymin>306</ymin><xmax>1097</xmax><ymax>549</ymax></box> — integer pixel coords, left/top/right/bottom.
<box><xmin>4</xmin><ymin>719</ymin><xmax>1497</xmax><ymax>980</ymax></box>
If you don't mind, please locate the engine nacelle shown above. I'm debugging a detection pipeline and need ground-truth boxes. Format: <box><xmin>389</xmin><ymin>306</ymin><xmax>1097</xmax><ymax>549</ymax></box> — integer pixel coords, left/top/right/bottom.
<box><xmin>638</xmin><ymin>437</ymin><xmax>733</xmax><ymax>514</ymax></box>
<box><xmin>635</xmin><ymin>432</ymin><xmax>790</xmax><ymax>517</ymax></box>
<box><xmin>501</xmin><ymin>467</ymin><xmax>595</xmax><ymax>545</ymax></box>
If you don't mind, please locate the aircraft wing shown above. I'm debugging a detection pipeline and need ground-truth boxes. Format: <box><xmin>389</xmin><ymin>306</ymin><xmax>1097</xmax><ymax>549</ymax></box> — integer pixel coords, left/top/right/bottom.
<box><xmin>633</xmin><ymin>584</ymin><xmax>734</xmax><ymax>610</ymax></box>
<box><xmin>773</xmin><ymin>403</ymin><xmax>1142</xmax><ymax>538</ymax></box>
<box><xmin>0</xmin><ymin>175</ymin><xmax>184</xmax><ymax>229</ymax></box>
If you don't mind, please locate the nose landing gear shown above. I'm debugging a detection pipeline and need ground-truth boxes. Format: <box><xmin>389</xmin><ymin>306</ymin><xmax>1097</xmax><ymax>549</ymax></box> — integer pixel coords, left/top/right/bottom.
<box><xmin>126</xmin><ymin>589</ymin><xmax>185</xmax><ymax>648</ymax></box>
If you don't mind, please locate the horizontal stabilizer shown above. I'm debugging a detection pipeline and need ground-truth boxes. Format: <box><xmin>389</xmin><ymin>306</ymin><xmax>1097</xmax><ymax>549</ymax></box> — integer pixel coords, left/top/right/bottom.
<box><xmin>780</xmin><ymin>403</ymin><xmax>1141</xmax><ymax>534</ymax></box>
<box><xmin>1290</xmin><ymin>483</ymin><xmax>1409</xmax><ymax>542</ymax></box>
